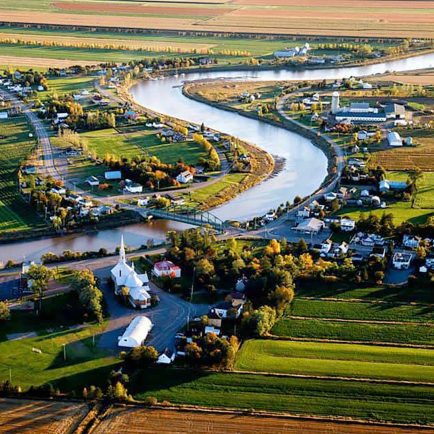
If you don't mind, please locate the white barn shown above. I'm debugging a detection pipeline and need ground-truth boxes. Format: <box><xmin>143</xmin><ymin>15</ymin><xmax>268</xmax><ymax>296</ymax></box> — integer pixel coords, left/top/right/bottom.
<box><xmin>118</xmin><ymin>316</ymin><xmax>153</xmax><ymax>348</ymax></box>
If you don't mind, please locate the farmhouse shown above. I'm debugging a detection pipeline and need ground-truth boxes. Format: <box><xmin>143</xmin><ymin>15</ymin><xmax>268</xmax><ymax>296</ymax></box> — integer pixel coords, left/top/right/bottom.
<box><xmin>111</xmin><ymin>236</ymin><xmax>151</xmax><ymax>309</ymax></box>
<box><xmin>118</xmin><ymin>316</ymin><xmax>153</xmax><ymax>348</ymax></box>
<box><xmin>153</xmin><ymin>260</ymin><xmax>181</xmax><ymax>278</ymax></box>
<box><xmin>124</xmin><ymin>179</ymin><xmax>143</xmax><ymax>194</ymax></box>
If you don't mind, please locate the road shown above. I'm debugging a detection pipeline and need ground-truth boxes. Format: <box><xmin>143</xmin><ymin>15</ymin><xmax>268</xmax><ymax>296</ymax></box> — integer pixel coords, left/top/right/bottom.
<box><xmin>0</xmin><ymin>88</ymin><xmax>60</xmax><ymax>180</ymax></box>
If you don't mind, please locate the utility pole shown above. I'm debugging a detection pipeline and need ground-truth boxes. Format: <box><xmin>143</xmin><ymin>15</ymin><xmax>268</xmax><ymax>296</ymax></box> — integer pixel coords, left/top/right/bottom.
<box><xmin>190</xmin><ymin>266</ymin><xmax>196</xmax><ymax>302</ymax></box>
<box><xmin>63</xmin><ymin>343</ymin><xmax>66</xmax><ymax>361</ymax></box>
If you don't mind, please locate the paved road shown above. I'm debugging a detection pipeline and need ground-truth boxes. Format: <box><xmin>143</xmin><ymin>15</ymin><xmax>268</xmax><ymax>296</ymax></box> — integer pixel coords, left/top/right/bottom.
<box><xmin>0</xmin><ymin>88</ymin><xmax>60</xmax><ymax>180</ymax></box>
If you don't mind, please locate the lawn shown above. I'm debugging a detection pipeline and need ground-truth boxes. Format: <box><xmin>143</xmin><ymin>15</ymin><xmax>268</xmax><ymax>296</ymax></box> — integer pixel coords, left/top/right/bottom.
<box><xmin>272</xmin><ymin>318</ymin><xmax>434</xmax><ymax>345</ymax></box>
<box><xmin>235</xmin><ymin>340</ymin><xmax>434</xmax><ymax>382</ymax></box>
<box><xmin>131</xmin><ymin>368</ymin><xmax>434</xmax><ymax>424</ymax></box>
<box><xmin>41</xmin><ymin>76</ymin><xmax>95</xmax><ymax>98</ymax></box>
<box><xmin>290</xmin><ymin>299</ymin><xmax>434</xmax><ymax>323</ymax></box>
<box><xmin>0</xmin><ymin>116</ymin><xmax>45</xmax><ymax>235</ymax></box>
<box><xmin>0</xmin><ymin>293</ymin><xmax>118</xmax><ymax>392</ymax></box>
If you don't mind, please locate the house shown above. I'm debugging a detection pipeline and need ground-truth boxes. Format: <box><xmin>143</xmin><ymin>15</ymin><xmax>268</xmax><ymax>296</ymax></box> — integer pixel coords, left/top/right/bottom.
<box><xmin>392</xmin><ymin>252</ymin><xmax>412</xmax><ymax>270</ymax></box>
<box><xmin>293</xmin><ymin>218</ymin><xmax>325</xmax><ymax>234</ymax></box>
<box><xmin>157</xmin><ymin>348</ymin><xmax>175</xmax><ymax>365</ymax></box>
<box><xmin>210</xmin><ymin>300</ymin><xmax>243</xmax><ymax>319</ymax></box>
<box><xmin>86</xmin><ymin>176</ymin><xmax>99</xmax><ymax>187</ymax></box>
<box><xmin>105</xmin><ymin>170</ymin><xmax>122</xmax><ymax>180</ymax></box>
<box><xmin>50</xmin><ymin>186</ymin><xmax>66</xmax><ymax>195</ymax></box>
<box><xmin>297</xmin><ymin>206</ymin><xmax>311</xmax><ymax>219</ymax></box>
<box><xmin>340</xmin><ymin>218</ymin><xmax>356</xmax><ymax>232</ymax></box>
<box><xmin>124</xmin><ymin>179</ymin><xmax>143</xmax><ymax>194</ymax></box>
<box><xmin>230</xmin><ymin>291</ymin><xmax>247</xmax><ymax>308</ymax></box>
<box><xmin>153</xmin><ymin>260</ymin><xmax>181</xmax><ymax>278</ymax></box>
<box><xmin>204</xmin><ymin>326</ymin><xmax>221</xmax><ymax>336</ymax></box>
<box><xmin>137</xmin><ymin>198</ymin><xmax>149</xmax><ymax>207</ymax></box>
<box><xmin>176</xmin><ymin>171</ymin><xmax>193</xmax><ymax>184</ymax></box>
<box><xmin>403</xmin><ymin>234</ymin><xmax>421</xmax><ymax>249</ymax></box>
<box><xmin>425</xmin><ymin>255</ymin><xmax>434</xmax><ymax>270</ymax></box>
<box><xmin>118</xmin><ymin>316</ymin><xmax>153</xmax><ymax>348</ymax></box>
<box><xmin>320</xmin><ymin>239</ymin><xmax>332</xmax><ymax>256</ymax></box>
<box><xmin>357</xmin><ymin>130</ymin><xmax>368</xmax><ymax>141</ymax></box>
<box><xmin>387</xmin><ymin>131</ymin><xmax>402</xmax><ymax>147</ymax></box>
<box><xmin>323</xmin><ymin>192</ymin><xmax>337</xmax><ymax>202</ymax></box>
<box><xmin>111</xmin><ymin>236</ymin><xmax>151</xmax><ymax>309</ymax></box>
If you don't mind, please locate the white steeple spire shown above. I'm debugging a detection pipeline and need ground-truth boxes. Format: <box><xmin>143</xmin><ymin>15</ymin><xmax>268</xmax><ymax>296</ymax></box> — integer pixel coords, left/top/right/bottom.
<box><xmin>119</xmin><ymin>235</ymin><xmax>126</xmax><ymax>263</ymax></box>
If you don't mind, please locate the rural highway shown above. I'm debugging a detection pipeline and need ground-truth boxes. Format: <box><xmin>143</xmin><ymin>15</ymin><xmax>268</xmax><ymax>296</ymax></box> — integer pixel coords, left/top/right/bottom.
<box><xmin>0</xmin><ymin>88</ymin><xmax>60</xmax><ymax>180</ymax></box>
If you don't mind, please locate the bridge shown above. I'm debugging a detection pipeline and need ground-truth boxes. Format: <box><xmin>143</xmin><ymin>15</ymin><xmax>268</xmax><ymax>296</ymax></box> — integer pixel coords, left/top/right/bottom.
<box><xmin>139</xmin><ymin>205</ymin><xmax>225</xmax><ymax>232</ymax></box>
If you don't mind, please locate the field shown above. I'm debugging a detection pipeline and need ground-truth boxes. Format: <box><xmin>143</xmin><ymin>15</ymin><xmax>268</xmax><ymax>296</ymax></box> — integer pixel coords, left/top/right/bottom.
<box><xmin>0</xmin><ymin>116</ymin><xmax>45</xmax><ymax>235</ymax></box>
<box><xmin>1</xmin><ymin>1</ymin><xmax>434</xmax><ymax>38</ymax></box>
<box><xmin>0</xmin><ymin>293</ymin><xmax>119</xmax><ymax>392</ymax></box>
<box><xmin>131</xmin><ymin>368</ymin><xmax>434</xmax><ymax>424</ymax></box>
<box><xmin>235</xmin><ymin>340</ymin><xmax>434</xmax><ymax>382</ymax></box>
<box><xmin>80</xmin><ymin>127</ymin><xmax>207</xmax><ymax>165</ymax></box>
<box><xmin>93</xmin><ymin>407</ymin><xmax>427</xmax><ymax>434</ymax></box>
<box><xmin>0</xmin><ymin>398</ymin><xmax>88</xmax><ymax>434</ymax></box>
<box><xmin>369</xmin><ymin>130</ymin><xmax>434</xmax><ymax>172</ymax></box>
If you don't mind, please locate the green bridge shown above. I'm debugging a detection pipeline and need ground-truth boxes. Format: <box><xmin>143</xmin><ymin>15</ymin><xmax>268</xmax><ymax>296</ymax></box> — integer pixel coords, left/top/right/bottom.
<box><xmin>145</xmin><ymin>205</ymin><xmax>225</xmax><ymax>232</ymax></box>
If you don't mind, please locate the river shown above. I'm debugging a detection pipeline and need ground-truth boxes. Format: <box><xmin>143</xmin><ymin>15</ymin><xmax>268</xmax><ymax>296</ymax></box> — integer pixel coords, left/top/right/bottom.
<box><xmin>2</xmin><ymin>52</ymin><xmax>434</xmax><ymax>263</ymax></box>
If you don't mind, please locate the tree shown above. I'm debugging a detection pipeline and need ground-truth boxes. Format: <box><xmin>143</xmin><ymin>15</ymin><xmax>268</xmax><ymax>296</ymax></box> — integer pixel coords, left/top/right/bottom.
<box><xmin>127</xmin><ymin>345</ymin><xmax>158</xmax><ymax>366</ymax></box>
<box><xmin>252</xmin><ymin>305</ymin><xmax>277</xmax><ymax>336</ymax></box>
<box><xmin>71</xmin><ymin>269</ymin><xmax>103</xmax><ymax>323</ymax></box>
<box><xmin>27</xmin><ymin>264</ymin><xmax>53</xmax><ymax>315</ymax></box>
<box><xmin>408</xmin><ymin>167</ymin><xmax>424</xmax><ymax>192</ymax></box>
<box><xmin>0</xmin><ymin>302</ymin><xmax>10</xmax><ymax>321</ymax></box>
<box><xmin>270</xmin><ymin>285</ymin><xmax>295</xmax><ymax>314</ymax></box>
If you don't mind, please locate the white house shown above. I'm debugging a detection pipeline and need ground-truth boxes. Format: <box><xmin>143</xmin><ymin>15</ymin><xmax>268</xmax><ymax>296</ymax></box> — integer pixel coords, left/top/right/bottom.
<box><xmin>86</xmin><ymin>176</ymin><xmax>99</xmax><ymax>187</ymax></box>
<box><xmin>111</xmin><ymin>236</ymin><xmax>151</xmax><ymax>309</ymax></box>
<box><xmin>153</xmin><ymin>260</ymin><xmax>181</xmax><ymax>278</ymax></box>
<box><xmin>340</xmin><ymin>218</ymin><xmax>356</xmax><ymax>232</ymax></box>
<box><xmin>50</xmin><ymin>186</ymin><xmax>66</xmax><ymax>195</ymax></box>
<box><xmin>124</xmin><ymin>179</ymin><xmax>143</xmax><ymax>194</ymax></box>
<box><xmin>387</xmin><ymin>131</ymin><xmax>402</xmax><ymax>147</ymax></box>
<box><xmin>320</xmin><ymin>239</ymin><xmax>332</xmax><ymax>256</ymax></box>
<box><xmin>297</xmin><ymin>206</ymin><xmax>310</xmax><ymax>219</ymax></box>
<box><xmin>118</xmin><ymin>316</ymin><xmax>153</xmax><ymax>348</ymax></box>
<box><xmin>176</xmin><ymin>171</ymin><xmax>193</xmax><ymax>184</ymax></box>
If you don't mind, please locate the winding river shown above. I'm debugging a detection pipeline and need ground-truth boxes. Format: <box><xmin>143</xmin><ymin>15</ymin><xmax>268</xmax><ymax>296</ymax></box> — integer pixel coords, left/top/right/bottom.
<box><xmin>2</xmin><ymin>52</ymin><xmax>434</xmax><ymax>263</ymax></box>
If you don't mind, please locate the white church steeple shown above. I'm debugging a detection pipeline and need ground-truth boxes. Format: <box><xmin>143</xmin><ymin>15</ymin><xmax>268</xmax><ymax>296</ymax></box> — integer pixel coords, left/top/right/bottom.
<box><xmin>119</xmin><ymin>234</ymin><xmax>126</xmax><ymax>263</ymax></box>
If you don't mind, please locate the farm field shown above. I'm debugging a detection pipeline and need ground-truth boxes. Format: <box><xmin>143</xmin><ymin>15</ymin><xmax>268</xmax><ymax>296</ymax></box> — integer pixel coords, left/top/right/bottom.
<box><xmin>272</xmin><ymin>317</ymin><xmax>434</xmax><ymax>345</ymax></box>
<box><xmin>131</xmin><ymin>368</ymin><xmax>434</xmax><ymax>424</ymax></box>
<box><xmin>93</xmin><ymin>407</ymin><xmax>427</xmax><ymax>434</ymax></box>
<box><xmin>0</xmin><ymin>398</ymin><xmax>88</xmax><ymax>434</ymax></box>
<box><xmin>1</xmin><ymin>1</ymin><xmax>434</xmax><ymax>38</ymax></box>
<box><xmin>0</xmin><ymin>116</ymin><xmax>45</xmax><ymax>235</ymax></box>
<box><xmin>235</xmin><ymin>340</ymin><xmax>434</xmax><ymax>382</ymax></box>
<box><xmin>290</xmin><ymin>299</ymin><xmax>434</xmax><ymax>323</ymax></box>
<box><xmin>369</xmin><ymin>130</ymin><xmax>434</xmax><ymax>172</ymax></box>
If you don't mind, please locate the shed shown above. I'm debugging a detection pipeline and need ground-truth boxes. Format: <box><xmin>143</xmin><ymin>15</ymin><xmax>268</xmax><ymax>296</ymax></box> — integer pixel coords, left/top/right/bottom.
<box><xmin>105</xmin><ymin>170</ymin><xmax>122</xmax><ymax>180</ymax></box>
<box><xmin>118</xmin><ymin>316</ymin><xmax>153</xmax><ymax>348</ymax></box>
<box><xmin>387</xmin><ymin>131</ymin><xmax>402</xmax><ymax>147</ymax></box>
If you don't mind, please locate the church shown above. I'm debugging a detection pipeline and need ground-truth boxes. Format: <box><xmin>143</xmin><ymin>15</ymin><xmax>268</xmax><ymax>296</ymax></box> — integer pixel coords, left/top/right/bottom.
<box><xmin>111</xmin><ymin>236</ymin><xmax>151</xmax><ymax>309</ymax></box>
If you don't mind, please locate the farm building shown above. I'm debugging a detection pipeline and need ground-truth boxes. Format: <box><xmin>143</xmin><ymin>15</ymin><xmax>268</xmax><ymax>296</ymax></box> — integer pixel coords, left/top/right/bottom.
<box><xmin>157</xmin><ymin>348</ymin><xmax>176</xmax><ymax>365</ymax></box>
<box><xmin>387</xmin><ymin>131</ymin><xmax>403</xmax><ymax>147</ymax></box>
<box><xmin>86</xmin><ymin>176</ymin><xmax>99</xmax><ymax>187</ymax></box>
<box><xmin>105</xmin><ymin>170</ymin><xmax>122</xmax><ymax>180</ymax></box>
<box><xmin>118</xmin><ymin>316</ymin><xmax>153</xmax><ymax>348</ymax></box>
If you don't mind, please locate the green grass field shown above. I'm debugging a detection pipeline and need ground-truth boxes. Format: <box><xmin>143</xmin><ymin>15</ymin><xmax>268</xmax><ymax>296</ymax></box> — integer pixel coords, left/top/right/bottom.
<box><xmin>81</xmin><ymin>127</ymin><xmax>206</xmax><ymax>165</ymax></box>
<box><xmin>0</xmin><ymin>293</ymin><xmax>118</xmax><ymax>392</ymax></box>
<box><xmin>235</xmin><ymin>340</ymin><xmax>434</xmax><ymax>382</ymax></box>
<box><xmin>131</xmin><ymin>368</ymin><xmax>434</xmax><ymax>424</ymax></box>
<box><xmin>0</xmin><ymin>116</ymin><xmax>45</xmax><ymax>235</ymax></box>
<box><xmin>290</xmin><ymin>299</ymin><xmax>434</xmax><ymax>323</ymax></box>
<box><xmin>272</xmin><ymin>318</ymin><xmax>434</xmax><ymax>345</ymax></box>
